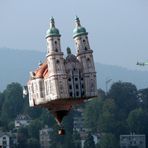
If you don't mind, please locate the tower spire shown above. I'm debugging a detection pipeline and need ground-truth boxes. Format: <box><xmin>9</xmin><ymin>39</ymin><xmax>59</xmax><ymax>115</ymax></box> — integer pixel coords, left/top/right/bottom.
<box><xmin>75</xmin><ymin>16</ymin><xmax>81</xmax><ymax>27</ymax></box>
<box><xmin>50</xmin><ymin>17</ymin><xmax>55</xmax><ymax>28</ymax></box>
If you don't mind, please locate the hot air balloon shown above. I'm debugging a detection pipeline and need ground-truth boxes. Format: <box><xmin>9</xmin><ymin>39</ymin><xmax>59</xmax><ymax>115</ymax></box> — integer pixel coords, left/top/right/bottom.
<box><xmin>27</xmin><ymin>17</ymin><xmax>97</xmax><ymax>135</ymax></box>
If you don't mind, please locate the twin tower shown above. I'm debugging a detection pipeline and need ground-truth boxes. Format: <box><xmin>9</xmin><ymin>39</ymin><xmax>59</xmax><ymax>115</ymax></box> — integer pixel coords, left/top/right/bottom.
<box><xmin>28</xmin><ymin>17</ymin><xmax>97</xmax><ymax>107</ymax></box>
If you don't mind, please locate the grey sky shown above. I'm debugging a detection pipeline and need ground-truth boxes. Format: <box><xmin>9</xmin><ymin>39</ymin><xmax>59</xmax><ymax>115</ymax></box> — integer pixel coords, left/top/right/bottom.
<box><xmin>0</xmin><ymin>0</ymin><xmax>148</xmax><ymax>70</ymax></box>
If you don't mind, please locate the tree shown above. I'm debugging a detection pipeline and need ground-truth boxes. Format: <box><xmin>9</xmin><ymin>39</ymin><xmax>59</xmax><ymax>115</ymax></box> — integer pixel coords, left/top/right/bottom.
<box><xmin>39</xmin><ymin>109</ymin><xmax>56</xmax><ymax>126</ymax></box>
<box><xmin>107</xmin><ymin>81</ymin><xmax>138</xmax><ymax>136</ymax></box>
<box><xmin>98</xmin><ymin>99</ymin><xmax>117</xmax><ymax>133</ymax></box>
<box><xmin>1</xmin><ymin>83</ymin><xmax>24</xmax><ymax>128</ymax></box>
<box><xmin>28</xmin><ymin>119</ymin><xmax>43</xmax><ymax>139</ymax></box>
<box><xmin>17</xmin><ymin>127</ymin><xmax>28</xmax><ymax>148</ymax></box>
<box><xmin>84</xmin><ymin>133</ymin><xmax>96</xmax><ymax>148</ymax></box>
<box><xmin>84</xmin><ymin>97</ymin><xmax>103</xmax><ymax>132</ymax></box>
<box><xmin>98</xmin><ymin>133</ymin><xmax>118</xmax><ymax>148</ymax></box>
<box><xmin>109</xmin><ymin>81</ymin><xmax>138</xmax><ymax>119</ymax></box>
<box><xmin>127</xmin><ymin>108</ymin><xmax>148</xmax><ymax>134</ymax></box>
<box><xmin>27</xmin><ymin>138</ymin><xmax>40</xmax><ymax>148</ymax></box>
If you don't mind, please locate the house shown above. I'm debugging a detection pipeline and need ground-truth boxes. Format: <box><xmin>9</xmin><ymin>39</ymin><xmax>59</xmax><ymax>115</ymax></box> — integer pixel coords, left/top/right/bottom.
<box><xmin>120</xmin><ymin>134</ymin><xmax>146</xmax><ymax>148</ymax></box>
<box><xmin>39</xmin><ymin>125</ymin><xmax>53</xmax><ymax>148</ymax></box>
<box><xmin>15</xmin><ymin>114</ymin><xmax>31</xmax><ymax>128</ymax></box>
<box><xmin>0</xmin><ymin>132</ymin><xmax>12</xmax><ymax>148</ymax></box>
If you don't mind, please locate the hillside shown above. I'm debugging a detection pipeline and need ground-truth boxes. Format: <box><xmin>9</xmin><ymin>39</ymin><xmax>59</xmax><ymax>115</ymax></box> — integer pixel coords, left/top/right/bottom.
<box><xmin>0</xmin><ymin>48</ymin><xmax>148</xmax><ymax>91</ymax></box>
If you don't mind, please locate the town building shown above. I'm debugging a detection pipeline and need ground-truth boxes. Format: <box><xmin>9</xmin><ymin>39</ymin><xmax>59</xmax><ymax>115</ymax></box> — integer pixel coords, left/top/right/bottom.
<box><xmin>39</xmin><ymin>125</ymin><xmax>53</xmax><ymax>148</ymax></box>
<box><xmin>15</xmin><ymin>114</ymin><xmax>32</xmax><ymax>128</ymax></box>
<box><xmin>120</xmin><ymin>134</ymin><xmax>146</xmax><ymax>148</ymax></box>
<box><xmin>0</xmin><ymin>132</ymin><xmax>12</xmax><ymax>148</ymax></box>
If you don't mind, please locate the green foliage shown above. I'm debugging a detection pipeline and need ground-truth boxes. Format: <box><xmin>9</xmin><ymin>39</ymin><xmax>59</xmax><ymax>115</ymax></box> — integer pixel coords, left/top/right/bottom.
<box><xmin>98</xmin><ymin>98</ymin><xmax>116</xmax><ymax>132</ymax></box>
<box><xmin>84</xmin><ymin>97</ymin><xmax>103</xmax><ymax>132</ymax></box>
<box><xmin>98</xmin><ymin>133</ymin><xmax>118</xmax><ymax>148</ymax></box>
<box><xmin>17</xmin><ymin>127</ymin><xmax>28</xmax><ymax>148</ymax></box>
<box><xmin>109</xmin><ymin>81</ymin><xmax>138</xmax><ymax>119</ymax></box>
<box><xmin>27</xmin><ymin>138</ymin><xmax>40</xmax><ymax>148</ymax></box>
<box><xmin>127</xmin><ymin>108</ymin><xmax>148</xmax><ymax>133</ymax></box>
<box><xmin>25</xmin><ymin>106</ymin><xmax>43</xmax><ymax>119</ymax></box>
<box><xmin>39</xmin><ymin>109</ymin><xmax>56</xmax><ymax>127</ymax></box>
<box><xmin>1</xmin><ymin>83</ymin><xmax>24</xmax><ymax>128</ymax></box>
<box><xmin>0</xmin><ymin>81</ymin><xmax>148</xmax><ymax>148</ymax></box>
<box><xmin>28</xmin><ymin>119</ymin><xmax>43</xmax><ymax>139</ymax></box>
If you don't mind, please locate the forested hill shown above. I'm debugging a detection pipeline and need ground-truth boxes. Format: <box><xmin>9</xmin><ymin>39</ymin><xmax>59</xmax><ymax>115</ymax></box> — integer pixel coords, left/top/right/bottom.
<box><xmin>0</xmin><ymin>48</ymin><xmax>45</xmax><ymax>91</ymax></box>
<box><xmin>0</xmin><ymin>48</ymin><xmax>148</xmax><ymax>91</ymax></box>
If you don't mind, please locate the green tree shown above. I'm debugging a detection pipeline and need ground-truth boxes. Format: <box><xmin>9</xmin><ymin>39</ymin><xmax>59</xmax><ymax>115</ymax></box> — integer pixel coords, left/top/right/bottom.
<box><xmin>1</xmin><ymin>83</ymin><xmax>24</xmax><ymax>128</ymax></box>
<box><xmin>84</xmin><ymin>97</ymin><xmax>103</xmax><ymax>132</ymax></box>
<box><xmin>27</xmin><ymin>138</ymin><xmax>40</xmax><ymax>148</ymax></box>
<box><xmin>17</xmin><ymin>127</ymin><xmax>28</xmax><ymax>148</ymax></box>
<box><xmin>98</xmin><ymin>133</ymin><xmax>118</xmax><ymax>148</ymax></box>
<box><xmin>0</xmin><ymin>92</ymin><xmax>4</xmax><ymax>126</ymax></box>
<box><xmin>28</xmin><ymin>119</ymin><xmax>43</xmax><ymax>139</ymax></box>
<box><xmin>98</xmin><ymin>99</ymin><xmax>116</xmax><ymax>133</ymax></box>
<box><xmin>39</xmin><ymin>110</ymin><xmax>56</xmax><ymax>126</ymax></box>
<box><xmin>84</xmin><ymin>133</ymin><xmax>96</xmax><ymax>148</ymax></box>
<box><xmin>127</xmin><ymin>108</ymin><xmax>148</xmax><ymax>133</ymax></box>
<box><xmin>109</xmin><ymin>81</ymin><xmax>138</xmax><ymax>119</ymax></box>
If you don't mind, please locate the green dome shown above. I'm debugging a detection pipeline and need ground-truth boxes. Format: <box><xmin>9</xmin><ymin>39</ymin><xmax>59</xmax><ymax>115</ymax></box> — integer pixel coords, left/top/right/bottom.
<box><xmin>73</xmin><ymin>26</ymin><xmax>88</xmax><ymax>38</ymax></box>
<box><xmin>73</xmin><ymin>16</ymin><xmax>88</xmax><ymax>38</ymax></box>
<box><xmin>46</xmin><ymin>17</ymin><xmax>61</xmax><ymax>38</ymax></box>
<box><xmin>46</xmin><ymin>27</ymin><xmax>60</xmax><ymax>38</ymax></box>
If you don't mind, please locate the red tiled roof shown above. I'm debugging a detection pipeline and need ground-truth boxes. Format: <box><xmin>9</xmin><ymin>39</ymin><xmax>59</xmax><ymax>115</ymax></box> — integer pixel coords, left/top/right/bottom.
<box><xmin>34</xmin><ymin>62</ymin><xmax>48</xmax><ymax>78</ymax></box>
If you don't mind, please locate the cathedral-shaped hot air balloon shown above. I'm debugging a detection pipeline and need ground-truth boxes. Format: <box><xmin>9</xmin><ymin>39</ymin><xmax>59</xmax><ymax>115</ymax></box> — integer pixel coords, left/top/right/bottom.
<box><xmin>27</xmin><ymin>17</ymin><xmax>97</xmax><ymax>135</ymax></box>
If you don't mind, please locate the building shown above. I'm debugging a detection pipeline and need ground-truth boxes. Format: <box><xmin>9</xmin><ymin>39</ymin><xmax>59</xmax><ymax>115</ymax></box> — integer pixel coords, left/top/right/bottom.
<box><xmin>27</xmin><ymin>17</ymin><xmax>97</xmax><ymax>107</ymax></box>
<box><xmin>15</xmin><ymin>114</ymin><xmax>32</xmax><ymax>128</ymax></box>
<box><xmin>39</xmin><ymin>125</ymin><xmax>53</xmax><ymax>148</ymax></box>
<box><xmin>120</xmin><ymin>134</ymin><xmax>146</xmax><ymax>148</ymax></box>
<box><xmin>0</xmin><ymin>132</ymin><xmax>12</xmax><ymax>148</ymax></box>
<box><xmin>73</xmin><ymin>108</ymin><xmax>84</xmax><ymax>131</ymax></box>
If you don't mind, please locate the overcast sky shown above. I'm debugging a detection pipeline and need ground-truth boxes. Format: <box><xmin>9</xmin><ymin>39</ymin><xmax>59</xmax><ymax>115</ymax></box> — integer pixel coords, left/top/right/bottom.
<box><xmin>0</xmin><ymin>0</ymin><xmax>148</xmax><ymax>70</ymax></box>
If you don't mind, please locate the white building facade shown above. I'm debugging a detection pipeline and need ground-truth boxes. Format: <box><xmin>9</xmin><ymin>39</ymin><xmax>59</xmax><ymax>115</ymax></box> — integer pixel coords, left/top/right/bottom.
<box><xmin>15</xmin><ymin>114</ymin><xmax>31</xmax><ymax>128</ymax></box>
<box><xmin>0</xmin><ymin>133</ymin><xmax>11</xmax><ymax>148</ymax></box>
<box><xmin>39</xmin><ymin>125</ymin><xmax>53</xmax><ymax>148</ymax></box>
<box><xmin>120</xmin><ymin>134</ymin><xmax>146</xmax><ymax>148</ymax></box>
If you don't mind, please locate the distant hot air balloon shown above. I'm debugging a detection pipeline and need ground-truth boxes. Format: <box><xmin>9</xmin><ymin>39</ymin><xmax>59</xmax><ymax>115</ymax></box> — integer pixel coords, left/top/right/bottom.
<box><xmin>27</xmin><ymin>17</ymin><xmax>98</xmax><ymax>135</ymax></box>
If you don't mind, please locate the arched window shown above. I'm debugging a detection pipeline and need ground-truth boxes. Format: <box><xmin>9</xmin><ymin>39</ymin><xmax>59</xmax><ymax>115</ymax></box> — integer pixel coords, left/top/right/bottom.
<box><xmin>87</xmin><ymin>58</ymin><xmax>91</xmax><ymax>68</ymax></box>
<box><xmin>85</xmin><ymin>47</ymin><xmax>88</xmax><ymax>50</ymax></box>
<box><xmin>56</xmin><ymin>60</ymin><xmax>60</xmax><ymax>71</ymax></box>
